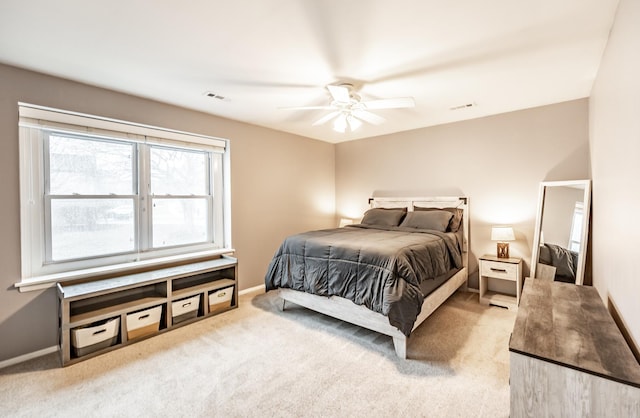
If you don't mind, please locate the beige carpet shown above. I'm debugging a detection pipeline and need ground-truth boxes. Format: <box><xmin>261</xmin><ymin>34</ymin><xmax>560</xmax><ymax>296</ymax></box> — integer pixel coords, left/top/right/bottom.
<box><xmin>0</xmin><ymin>289</ymin><xmax>516</xmax><ymax>417</ymax></box>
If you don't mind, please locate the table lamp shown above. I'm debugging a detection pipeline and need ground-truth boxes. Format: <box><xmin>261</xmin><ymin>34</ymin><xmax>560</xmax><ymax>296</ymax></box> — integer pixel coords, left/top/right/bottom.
<box><xmin>491</xmin><ymin>226</ymin><xmax>515</xmax><ymax>258</ymax></box>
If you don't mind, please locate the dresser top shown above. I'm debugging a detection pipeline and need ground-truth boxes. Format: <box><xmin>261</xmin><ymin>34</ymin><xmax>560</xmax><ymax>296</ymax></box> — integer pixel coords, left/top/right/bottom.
<box><xmin>509</xmin><ymin>278</ymin><xmax>640</xmax><ymax>388</ymax></box>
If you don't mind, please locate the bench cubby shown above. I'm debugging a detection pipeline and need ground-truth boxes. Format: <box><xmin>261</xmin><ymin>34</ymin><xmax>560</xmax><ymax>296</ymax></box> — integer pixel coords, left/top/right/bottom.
<box><xmin>57</xmin><ymin>255</ymin><xmax>237</xmax><ymax>366</ymax></box>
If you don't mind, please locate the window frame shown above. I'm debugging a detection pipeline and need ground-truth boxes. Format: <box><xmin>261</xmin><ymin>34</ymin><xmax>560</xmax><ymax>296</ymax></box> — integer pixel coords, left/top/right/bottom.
<box><xmin>568</xmin><ymin>201</ymin><xmax>584</xmax><ymax>252</ymax></box>
<box><xmin>43</xmin><ymin>131</ymin><xmax>140</xmax><ymax>263</ymax></box>
<box><xmin>17</xmin><ymin>103</ymin><xmax>232</xmax><ymax>290</ymax></box>
<box><xmin>146</xmin><ymin>144</ymin><xmax>214</xmax><ymax>250</ymax></box>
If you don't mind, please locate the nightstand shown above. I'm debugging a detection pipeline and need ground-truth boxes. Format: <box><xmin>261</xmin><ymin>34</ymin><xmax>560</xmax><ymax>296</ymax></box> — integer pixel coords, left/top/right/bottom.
<box><xmin>479</xmin><ymin>254</ymin><xmax>523</xmax><ymax>310</ymax></box>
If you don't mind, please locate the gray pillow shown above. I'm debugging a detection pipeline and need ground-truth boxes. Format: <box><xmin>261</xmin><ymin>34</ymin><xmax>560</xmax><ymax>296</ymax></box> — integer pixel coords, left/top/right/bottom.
<box><xmin>414</xmin><ymin>207</ymin><xmax>463</xmax><ymax>232</ymax></box>
<box><xmin>361</xmin><ymin>207</ymin><xmax>407</xmax><ymax>226</ymax></box>
<box><xmin>399</xmin><ymin>210</ymin><xmax>453</xmax><ymax>232</ymax></box>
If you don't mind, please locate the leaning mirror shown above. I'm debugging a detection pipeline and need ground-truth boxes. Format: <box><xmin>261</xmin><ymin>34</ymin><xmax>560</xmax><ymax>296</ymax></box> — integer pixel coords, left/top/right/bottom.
<box><xmin>530</xmin><ymin>180</ymin><xmax>591</xmax><ymax>285</ymax></box>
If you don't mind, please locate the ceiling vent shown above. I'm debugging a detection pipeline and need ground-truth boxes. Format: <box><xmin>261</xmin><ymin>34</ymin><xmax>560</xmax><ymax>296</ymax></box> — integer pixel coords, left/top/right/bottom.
<box><xmin>449</xmin><ymin>102</ymin><xmax>477</xmax><ymax>111</ymax></box>
<box><xmin>204</xmin><ymin>91</ymin><xmax>228</xmax><ymax>101</ymax></box>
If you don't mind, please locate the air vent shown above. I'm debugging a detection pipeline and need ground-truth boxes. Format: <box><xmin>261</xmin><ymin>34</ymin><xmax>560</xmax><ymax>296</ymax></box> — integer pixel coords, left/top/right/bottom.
<box><xmin>204</xmin><ymin>91</ymin><xmax>227</xmax><ymax>101</ymax></box>
<box><xmin>450</xmin><ymin>102</ymin><xmax>477</xmax><ymax>111</ymax></box>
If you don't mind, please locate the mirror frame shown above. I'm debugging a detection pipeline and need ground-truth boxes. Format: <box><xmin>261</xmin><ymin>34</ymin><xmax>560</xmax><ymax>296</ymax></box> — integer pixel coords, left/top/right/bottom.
<box><xmin>530</xmin><ymin>180</ymin><xmax>591</xmax><ymax>285</ymax></box>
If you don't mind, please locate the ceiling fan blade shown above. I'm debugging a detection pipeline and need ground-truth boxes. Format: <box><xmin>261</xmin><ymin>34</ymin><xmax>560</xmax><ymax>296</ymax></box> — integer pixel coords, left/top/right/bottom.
<box><xmin>352</xmin><ymin>110</ymin><xmax>386</xmax><ymax>125</ymax></box>
<box><xmin>312</xmin><ymin>111</ymin><xmax>341</xmax><ymax>126</ymax></box>
<box><xmin>278</xmin><ymin>105</ymin><xmax>335</xmax><ymax>110</ymax></box>
<box><xmin>327</xmin><ymin>85</ymin><xmax>351</xmax><ymax>103</ymax></box>
<box><xmin>362</xmin><ymin>97</ymin><xmax>415</xmax><ymax>109</ymax></box>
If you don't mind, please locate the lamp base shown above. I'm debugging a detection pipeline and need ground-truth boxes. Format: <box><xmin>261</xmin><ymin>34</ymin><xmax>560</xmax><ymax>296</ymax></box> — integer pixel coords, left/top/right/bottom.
<box><xmin>497</xmin><ymin>242</ymin><xmax>510</xmax><ymax>259</ymax></box>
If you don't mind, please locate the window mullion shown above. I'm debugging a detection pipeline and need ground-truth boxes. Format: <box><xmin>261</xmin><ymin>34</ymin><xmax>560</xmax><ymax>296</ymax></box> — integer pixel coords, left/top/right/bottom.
<box><xmin>138</xmin><ymin>144</ymin><xmax>151</xmax><ymax>254</ymax></box>
<box><xmin>132</xmin><ymin>142</ymin><xmax>140</xmax><ymax>255</ymax></box>
<box><xmin>43</xmin><ymin>195</ymin><xmax>53</xmax><ymax>264</ymax></box>
<box><xmin>43</xmin><ymin>134</ymin><xmax>52</xmax><ymax>263</ymax></box>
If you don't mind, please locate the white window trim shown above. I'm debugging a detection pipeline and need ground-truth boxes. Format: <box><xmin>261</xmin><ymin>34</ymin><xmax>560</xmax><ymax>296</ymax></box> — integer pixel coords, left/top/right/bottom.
<box><xmin>19</xmin><ymin>103</ymin><xmax>227</xmax><ymax>150</ymax></box>
<box><xmin>568</xmin><ymin>201</ymin><xmax>584</xmax><ymax>252</ymax></box>
<box><xmin>17</xmin><ymin>103</ymin><xmax>232</xmax><ymax>290</ymax></box>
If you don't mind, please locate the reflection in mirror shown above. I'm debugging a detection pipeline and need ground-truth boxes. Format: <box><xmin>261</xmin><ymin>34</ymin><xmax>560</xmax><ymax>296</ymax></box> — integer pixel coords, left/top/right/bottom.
<box><xmin>531</xmin><ymin>180</ymin><xmax>591</xmax><ymax>285</ymax></box>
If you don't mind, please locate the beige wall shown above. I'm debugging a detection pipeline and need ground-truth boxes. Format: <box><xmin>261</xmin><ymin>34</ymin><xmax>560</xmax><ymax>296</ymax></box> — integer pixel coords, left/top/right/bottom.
<box><xmin>335</xmin><ymin>99</ymin><xmax>590</xmax><ymax>289</ymax></box>
<box><xmin>0</xmin><ymin>63</ymin><xmax>335</xmax><ymax>362</ymax></box>
<box><xmin>589</xmin><ymin>0</ymin><xmax>640</xmax><ymax>352</ymax></box>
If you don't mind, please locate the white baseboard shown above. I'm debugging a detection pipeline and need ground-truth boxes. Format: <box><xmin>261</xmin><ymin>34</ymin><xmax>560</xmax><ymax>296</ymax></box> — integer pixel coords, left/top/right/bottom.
<box><xmin>239</xmin><ymin>284</ymin><xmax>265</xmax><ymax>296</ymax></box>
<box><xmin>0</xmin><ymin>345</ymin><xmax>58</xmax><ymax>370</ymax></box>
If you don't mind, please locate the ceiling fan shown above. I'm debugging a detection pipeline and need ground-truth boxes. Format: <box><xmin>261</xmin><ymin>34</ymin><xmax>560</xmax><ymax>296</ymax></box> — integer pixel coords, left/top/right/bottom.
<box><xmin>281</xmin><ymin>83</ymin><xmax>415</xmax><ymax>133</ymax></box>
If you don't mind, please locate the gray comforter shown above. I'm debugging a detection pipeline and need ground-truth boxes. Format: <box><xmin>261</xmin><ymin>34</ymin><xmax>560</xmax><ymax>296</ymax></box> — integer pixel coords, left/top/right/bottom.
<box><xmin>264</xmin><ymin>224</ymin><xmax>463</xmax><ymax>336</ymax></box>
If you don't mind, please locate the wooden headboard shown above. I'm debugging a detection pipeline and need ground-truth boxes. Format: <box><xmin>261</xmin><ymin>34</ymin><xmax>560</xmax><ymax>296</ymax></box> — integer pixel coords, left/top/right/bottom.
<box><xmin>368</xmin><ymin>196</ymin><xmax>469</xmax><ymax>269</ymax></box>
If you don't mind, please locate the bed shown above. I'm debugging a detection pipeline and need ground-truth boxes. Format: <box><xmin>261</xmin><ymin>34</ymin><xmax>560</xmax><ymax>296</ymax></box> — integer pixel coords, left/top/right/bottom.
<box><xmin>264</xmin><ymin>197</ymin><xmax>469</xmax><ymax>359</ymax></box>
<box><xmin>538</xmin><ymin>243</ymin><xmax>579</xmax><ymax>283</ymax></box>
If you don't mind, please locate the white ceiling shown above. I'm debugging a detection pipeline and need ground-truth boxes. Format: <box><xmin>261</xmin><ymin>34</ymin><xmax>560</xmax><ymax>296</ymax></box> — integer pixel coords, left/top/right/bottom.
<box><xmin>0</xmin><ymin>0</ymin><xmax>619</xmax><ymax>143</ymax></box>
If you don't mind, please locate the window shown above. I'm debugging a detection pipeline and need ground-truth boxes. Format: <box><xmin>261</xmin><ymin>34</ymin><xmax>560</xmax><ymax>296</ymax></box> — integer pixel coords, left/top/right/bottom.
<box><xmin>568</xmin><ymin>202</ymin><xmax>584</xmax><ymax>252</ymax></box>
<box><xmin>19</xmin><ymin>104</ymin><xmax>231</xmax><ymax>283</ymax></box>
<box><xmin>46</xmin><ymin>133</ymin><xmax>137</xmax><ymax>261</ymax></box>
<box><xmin>149</xmin><ymin>146</ymin><xmax>210</xmax><ymax>248</ymax></box>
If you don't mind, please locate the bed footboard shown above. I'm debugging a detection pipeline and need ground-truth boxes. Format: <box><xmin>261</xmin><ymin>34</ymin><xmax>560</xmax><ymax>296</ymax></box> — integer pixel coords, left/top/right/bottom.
<box><xmin>277</xmin><ymin>267</ymin><xmax>467</xmax><ymax>359</ymax></box>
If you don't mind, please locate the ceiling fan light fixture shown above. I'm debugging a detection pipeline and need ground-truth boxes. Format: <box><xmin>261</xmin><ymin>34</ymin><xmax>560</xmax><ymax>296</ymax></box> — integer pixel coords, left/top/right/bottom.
<box><xmin>281</xmin><ymin>82</ymin><xmax>414</xmax><ymax>133</ymax></box>
<box><xmin>347</xmin><ymin>114</ymin><xmax>362</xmax><ymax>131</ymax></box>
<box><xmin>333</xmin><ymin>112</ymin><xmax>362</xmax><ymax>133</ymax></box>
<box><xmin>333</xmin><ymin>113</ymin><xmax>348</xmax><ymax>133</ymax></box>
<box><xmin>203</xmin><ymin>91</ymin><xmax>229</xmax><ymax>101</ymax></box>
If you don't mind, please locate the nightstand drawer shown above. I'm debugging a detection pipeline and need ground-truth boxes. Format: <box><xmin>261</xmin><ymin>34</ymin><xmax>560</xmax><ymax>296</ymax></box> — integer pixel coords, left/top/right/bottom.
<box><xmin>481</xmin><ymin>260</ymin><xmax>518</xmax><ymax>280</ymax></box>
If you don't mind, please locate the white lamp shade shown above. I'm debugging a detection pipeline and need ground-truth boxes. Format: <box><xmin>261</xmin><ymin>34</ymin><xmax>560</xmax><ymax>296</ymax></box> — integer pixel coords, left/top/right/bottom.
<box><xmin>491</xmin><ymin>226</ymin><xmax>515</xmax><ymax>241</ymax></box>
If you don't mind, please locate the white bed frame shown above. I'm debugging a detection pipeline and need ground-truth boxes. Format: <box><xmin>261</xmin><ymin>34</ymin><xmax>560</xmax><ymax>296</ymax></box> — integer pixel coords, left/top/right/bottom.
<box><xmin>277</xmin><ymin>197</ymin><xmax>469</xmax><ymax>359</ymax></box>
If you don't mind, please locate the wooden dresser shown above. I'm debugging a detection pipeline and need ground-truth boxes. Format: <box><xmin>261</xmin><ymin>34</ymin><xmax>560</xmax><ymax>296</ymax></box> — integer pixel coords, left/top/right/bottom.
<box><xmin>509</xmin><ymin>279</ymin><xmax>640</xmax><ymax>417</ymax></box>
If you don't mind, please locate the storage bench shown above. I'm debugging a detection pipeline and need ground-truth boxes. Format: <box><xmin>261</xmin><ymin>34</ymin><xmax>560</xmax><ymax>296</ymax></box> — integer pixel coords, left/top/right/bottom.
<box><xmin>57</xmin><ymin>255</ymin><xmax>237</xmax><ymax>366</ymax></box>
